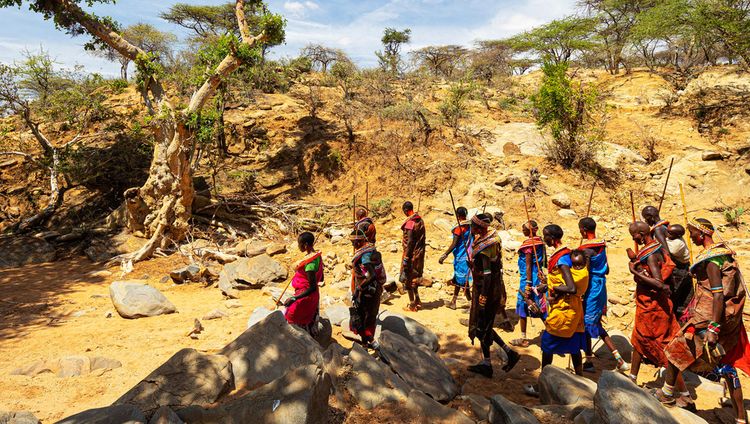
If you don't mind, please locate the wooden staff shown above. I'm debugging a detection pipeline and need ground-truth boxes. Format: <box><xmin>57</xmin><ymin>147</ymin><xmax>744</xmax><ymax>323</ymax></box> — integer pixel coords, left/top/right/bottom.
<box><xmin>448</xmin><ymin>190</ymin><xmax>462</xmax><ymax>229</ymax></box>
<box><xmin>585</xmin><ymin>180</ymin><xmax>597</xmax><ymax>218</ymax></box>
<box><xmin>658</xmin><ymin>157</ymin><xmax>674</xmax><ymax>213</ymax></box>
<box><xmin>630</xmin><ymin>190</ymin><xmax>639</xmax><ymax>254</ymax></box>
<box><xmin>416</xmin><ymin>191</ymin><xmax>422</xmax><ymax>214</ymax></box>
<box><xmin>482</xmin><ymin>201</ymin><xmax>487</xmax><ymax>214</ymax></box>
<box><xmin>523</xmin><ymin>195</ymin><xmax>544</xmax><ymax>278</ymax></box>
<box><xmin>679</xmin><ymin>183</ymin><xmax>694</xmax><ymax>264</ymax></box>
<box><xmin>365</xmin><ymin>182</ymin><xmax>369</xmax><ymax>213</ymax></box>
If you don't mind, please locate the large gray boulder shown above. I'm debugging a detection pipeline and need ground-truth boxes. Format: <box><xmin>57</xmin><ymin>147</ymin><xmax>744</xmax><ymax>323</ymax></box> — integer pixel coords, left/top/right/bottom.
<box><xmin>345</xmin><ymin>344</ymin><xmax>409</xmax><ymax>409</ymax></box>
<box><xmin>148</xmin><ymin>407</ymin><xmax>183</xmax><ymax>424</ymax></box>
<box><xmin>176</xmin><ymin>365</ymin><xmax>331</xmax><ymax>424</ymax></box>
<box><xmin>594</xmin><ymin>371</ymin><xmax>679</xmax><ymax>424</ymax></box>
<box><xmin>219</xmin><ymin>310</ymin><xmax>323</xmax><ymax>389</ymax></box>
<box><xmin>218</xmin><ymin>254</ymin><xmax>287</xmax><ymax>297</ymax></box>
<box><xmin>539</xmin><ymin>365</ymin><xmax>597</xmax><ymax>406</ymax></box>
<box><xmin>379</xmin><ymin>311</ymin><xmax>440</xmax><ymax>352</ymax></box>
<box><xmin>593</xmin><ymin>329</ymin><xmax>632</xmax><ymax>362</ymax></box>
<box><xmin>404</xmin><ymin>389</ymin><xmax>474</xmax><ymax>424</ymax></box>
<box><xmin>114</xmin><ymin>348</ymin><xmax>233</xmax><ymax>416</ymax></box>
<box><xmin>55</xmin><ymin>405</ymin><xmax>146</xmax><ymax>424</ymax></box>
<box><xmin>246</xmin><ymin>306</ymin><xmax>275</xmax><ymax>328</ymax></box>
<box><xmin>489</xmin><ymin>394</ymin><xmax>540</xmax><ymax>424</ymax></box>
<box><xmin>0</xmin><ymin>236</ymin><xmax>55</xmax><ymax>269</ymax></box>
<box><xmin>321</xmin><ymin>304</ymin><xmax>349</xmax><ymax>326</ymax></box>
<box><xmin>109</xmin><ymin>281</ymin><xmax>176</xmax><ymax>319</ymax></box>
<box><xmin>378</xmin><ymin>330</ymin><xmax>458</xmax><ymax>402</ymax></box>
<box><xmin>0</xmin><ymin>411</ymin><xmax>40</xmax><ymax>424</ymax></box>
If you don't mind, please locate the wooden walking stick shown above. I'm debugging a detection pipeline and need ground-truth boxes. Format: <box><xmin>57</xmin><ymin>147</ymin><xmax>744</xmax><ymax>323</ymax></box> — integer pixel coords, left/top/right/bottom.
<box><xmin>658</xmin><ymin>157</ymin><xmax>674</xmax><ymax>213</ymax></box>
<box><xmin>679</xmin><ymin>183</ymin><xmax>694</xmax><ymax>265</ymax></box>
<box><xmin>416</xmin><ymin>191</ymin><xmax>422</xmax><ymax>214</ymax></box>
<box><xmin>580</xmin><ymin>180</ymin><xmax>597</xmax><ymax>245</ymax></box>
<box><xmin>365</xmin><ymin>182</ymin><xmax>369</xmax><ymax>213</ymax></box>
<box><xmin>630</xmin><ymin>191</ymin><xmax>639</xmax><ymax>254</ymax></box>
<box><xmin>585</xmin><ymin>180</ymin><xmax>596</xmax><ymax>218</ymax></box>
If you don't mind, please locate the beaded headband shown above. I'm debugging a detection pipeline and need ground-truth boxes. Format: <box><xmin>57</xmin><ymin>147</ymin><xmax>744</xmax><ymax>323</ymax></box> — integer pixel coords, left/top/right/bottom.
<box><xmin>471</xmin><ymin>215</ymin><xmax>490</xmax><ymax>228</ymax></box>
<box><xmin>688</xmin><ymin>218</ymin><xmax>714</xmax><ymax>236</ymax></box>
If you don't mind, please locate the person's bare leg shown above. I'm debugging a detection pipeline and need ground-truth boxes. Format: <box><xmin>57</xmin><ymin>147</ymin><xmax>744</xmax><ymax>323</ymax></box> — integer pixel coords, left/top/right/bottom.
<box><xmin>520</xmin><ymin>317</ymin><xmax>527</xmax><ymax>339</ymax></box>
<box><xmin>572</xmin><ymin>353</ymin><xmax>584</xmax><ymax>376</ymax></box>
<box><xmin>447</xmin><ymin>285</ymin><xmax>459</xmax><ymax>309</ymax></box>
<box><xmin>630</xmin><ymin>351</ymin><xmax>642</xmax><ymax>383</ymax></box>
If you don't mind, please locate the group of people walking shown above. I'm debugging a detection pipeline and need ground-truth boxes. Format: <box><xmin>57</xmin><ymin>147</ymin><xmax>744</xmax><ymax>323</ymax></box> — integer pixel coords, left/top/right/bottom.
<box><xmin>278</xmin><ymin>199</ymin><xmax>750</xmax><ymax>423</ymax></box>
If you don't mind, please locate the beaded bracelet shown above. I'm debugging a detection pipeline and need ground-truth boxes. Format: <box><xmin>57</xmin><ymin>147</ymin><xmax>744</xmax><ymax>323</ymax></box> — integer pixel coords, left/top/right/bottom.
<box><xmin>708</xmin><ymin>322</ymin><xmax>722</xmax><ymax>334</ymax></box>
<box><xmin>710</xmin><ymin>286</ymin><xmax>724</xmax><ymax>293</ymax></box>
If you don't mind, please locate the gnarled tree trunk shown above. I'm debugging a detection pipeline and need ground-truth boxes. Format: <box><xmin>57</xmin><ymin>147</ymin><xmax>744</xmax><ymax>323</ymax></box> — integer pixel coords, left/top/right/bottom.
<box><xmin>124</xmin><ymin>117</ymin><xmax>194</xmax><ymax>261</ymax></box>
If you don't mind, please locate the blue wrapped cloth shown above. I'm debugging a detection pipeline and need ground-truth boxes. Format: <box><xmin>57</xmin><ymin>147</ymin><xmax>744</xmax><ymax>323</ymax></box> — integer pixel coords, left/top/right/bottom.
<box><xmin>541</xmin><ymin>331</ymin><xmax>587</xmax><ymax>354</ymax></box>
<box><xmin>452</xmin><ymin>225</ymin><xmax>472</xmax><ymax>287</ymax></box>
<box><xmin>582</xmin><ymin>243</ymin><xmax>608</xmax><ymax>339</ymax></box>
<box><xmin>516</xmin><ymin>242</ymin><xmax>546</xmax><ymax>319</ymax></box>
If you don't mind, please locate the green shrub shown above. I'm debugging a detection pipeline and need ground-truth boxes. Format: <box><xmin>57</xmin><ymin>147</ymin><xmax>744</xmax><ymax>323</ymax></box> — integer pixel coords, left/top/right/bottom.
<box><xmin>724</xmin><ymin>207</ymin><xmax>746</xmax><ymax>228</ymax></box>
<box><xmin>531</xmin><ymin>61</ymin><xmax>604</xmax><ymax>170</ymax></box>
<box><xmin>369</xmin><ymin>198</ymin><xmax>393</xmax><ymax>218</ymax></box>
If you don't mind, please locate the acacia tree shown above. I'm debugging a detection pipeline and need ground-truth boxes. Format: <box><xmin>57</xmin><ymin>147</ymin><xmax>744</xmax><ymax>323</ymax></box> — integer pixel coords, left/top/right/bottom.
<box><xmin>376</xmin><ymin>27</ymin><xmax>411</xmax><ymax>74</ymax></box>
<box><xmin>579</xmin><ymin>0</ymin><xmax>655</xmax><ymax>74</ymax></box>
<box><xmin>300</xmin><ymin>43</ymin><xmax>341</xmax><ymax>72</ymax></box>
<box><xmin>93</xmin><ymin>23</ymin><xmax>176</xmax><ymax>80</ymax></box>
<box><xmin>0</xmin><ymin>52</ymin><xmax>108</xmax><ymax>231</ymax></box>
<box><xmin>1</xmin><ymin>0</ymin><xmax>285</xmax><ymax>261</ymax></box>
<box><xmin>508</xmin><ymin>16</ymin><xmax>597</xmax><ymax>64</ymax></box>
<box><xmin>411</xmin><ymin>45</ymin><xmax>468</xmax><ymax>79</ymax></box>
<box><xmin>470</xmin><ymin>40</ymin><xmax>513</xmax><ymax>82</ymax></box>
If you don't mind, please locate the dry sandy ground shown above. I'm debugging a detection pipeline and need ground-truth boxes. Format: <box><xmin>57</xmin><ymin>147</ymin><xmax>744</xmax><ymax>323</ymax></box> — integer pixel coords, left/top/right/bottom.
<box><xmin>1</xmin><ymin>230</ymin><xmax>748</xmax><ymax>423</ymax></box>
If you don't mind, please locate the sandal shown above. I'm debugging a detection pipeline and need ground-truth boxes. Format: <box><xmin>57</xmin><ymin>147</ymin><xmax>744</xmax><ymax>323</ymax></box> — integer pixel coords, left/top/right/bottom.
<box><xmin>510</xmin><ymin>338</ymin><xmax>530</xmax><ymax>348</ymax></box>
<box><xmin>523</xmin><ymin>384</ymin><xmax>540</xmax><ymax>397</ymax></box>
<box><xmin>651</xmin><ymin>388</ymin><xmax>676</xmax><ymax>406</ymax></box>
<box><xmin>445</xmin><ymin>301</ymin><xmax>457</xmax><ymax>310</ymax></box>
<box><xmin>616</xmin><ymin>360</ymin><xmax>631</xmax><ymax>372</ymax></box>
<box><xmin>676</xmin><ymin>396</ymin><xmax>696</xmax><ymax>412</ymax></box>
<box><xmin>583</xmin><ymin>361</ymin><xmax>596</xmax><ymax>373</ymax></box>
<box><xmin>403</xmin><ymin>304</ymin><xmax>418</xmax><ymax>312</ymax></box>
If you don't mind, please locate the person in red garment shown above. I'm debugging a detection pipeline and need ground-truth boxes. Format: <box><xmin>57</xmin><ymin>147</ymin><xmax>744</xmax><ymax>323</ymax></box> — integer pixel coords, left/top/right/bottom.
<box><xmin>283</xmin><ymin>232</ymin><xmax>324</xmax><ymax>334</ymax></box>
<box><xmin>400</xmin><ymin>201</ymin><xmax>426</xmax><ymax>312</ymax></box>
<box><xmin>627</xmin><ymin>221</ymin><xmax>691</xmax><ymax>408</ymax></box>
<box><xmin>660</xmin><ymin>218</ymin><xmax>750</xmax><ymax>423</ymax></box>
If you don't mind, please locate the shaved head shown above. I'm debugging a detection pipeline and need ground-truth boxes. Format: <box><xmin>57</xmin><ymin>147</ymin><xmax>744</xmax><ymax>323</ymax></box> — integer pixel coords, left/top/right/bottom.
<box><xmin>641</xmin><ymin>206</ymin><xmax>660</xmax><ymax>225</ymax></box>
<box><xmin>629</xmin><ymin>221</ymin><xmax>650</xmax><ymax>235</ymax></box>
<box><xmin>356</xmin><ymin>207</ymin><xmax>367</xmax><ymax>219</ymax></box>
<box><xmin>629</xmin><ymin>221</ymin><xmax>651</xmax><ymax>246</ymax></box>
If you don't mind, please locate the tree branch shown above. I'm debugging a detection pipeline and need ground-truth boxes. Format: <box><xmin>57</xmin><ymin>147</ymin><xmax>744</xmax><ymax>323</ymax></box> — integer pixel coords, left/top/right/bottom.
<box><xmin>53</xmin><ymin>0</ymin><xmax>144</xmax><ymax>61</ymax></box>
<box><xmin>186</xmin><ymin>0</ymin><xmax>264</xmax><ymax>113</ymax></box>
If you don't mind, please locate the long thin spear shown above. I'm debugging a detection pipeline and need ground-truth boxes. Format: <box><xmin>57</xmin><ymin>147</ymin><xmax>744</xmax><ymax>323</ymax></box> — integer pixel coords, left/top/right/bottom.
<box><xmin>365</xmin><ymin>182</ymin><xmax>369</xmax><ymax>213</ymax></box>
<box><xmin>585</xmin><ymin>180</ymin><xmax>597</xmax><ymax>218</ymax></box>
<box><xmin>658</xmin><ymin>157</ymin><xmax>675</xmax><ymax>213</ymax></box>
<box><xmin>630</xmin><ymin>191</ymin><xmax>639</xmax><ymax>254</ymax></box>
<box><xmin>679</xmin><ymin>183</ymin><xmax>694</xmax><ymax>264</ymax></box>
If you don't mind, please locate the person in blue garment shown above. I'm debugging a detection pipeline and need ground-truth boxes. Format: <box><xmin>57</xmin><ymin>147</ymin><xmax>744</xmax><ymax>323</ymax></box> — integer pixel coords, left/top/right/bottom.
<box><xmin>511</xmin><ymin>220</ymin><xmax>547</xmax><ymax>348</ymax></box>
<box><xmin>578</xmin><ymin>217</ymin><xmax>630</xmax><ymax>373</ymax></box>
<box><xmin>439</xmin><ymin>206</ymin><xmax>472</xmax><ymax>310</ymax></box>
